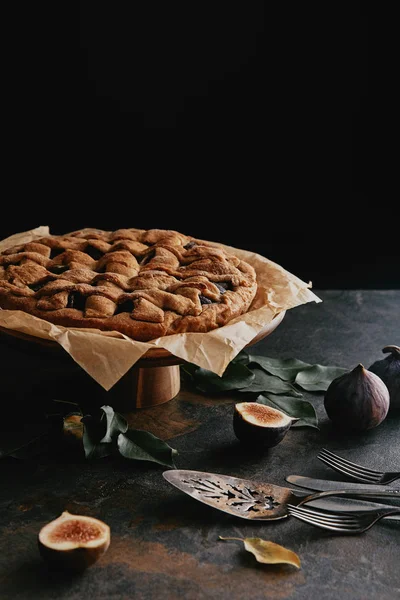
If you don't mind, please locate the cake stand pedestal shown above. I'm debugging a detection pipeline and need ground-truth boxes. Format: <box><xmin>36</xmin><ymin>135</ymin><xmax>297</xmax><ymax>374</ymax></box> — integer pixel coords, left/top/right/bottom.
<box><xmin>0</xmin><ymin>310</ymin><xmax>285</xmax><ymax>409</ymax></box>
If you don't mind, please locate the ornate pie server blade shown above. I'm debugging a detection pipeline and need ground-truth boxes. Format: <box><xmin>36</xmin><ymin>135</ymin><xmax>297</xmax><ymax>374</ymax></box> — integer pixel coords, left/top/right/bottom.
<box><xmin>163</xmin><ymin>470</ymin><xmax>303</xmax><ymax>520</ymax></box>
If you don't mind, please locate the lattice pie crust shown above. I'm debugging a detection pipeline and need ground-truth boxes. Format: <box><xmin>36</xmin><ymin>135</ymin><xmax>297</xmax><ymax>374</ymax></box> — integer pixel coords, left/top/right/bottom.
<box><xmin>0</xmin><ymin>228</ymin><xmax>257</xmax><ymax>342</ymax></box>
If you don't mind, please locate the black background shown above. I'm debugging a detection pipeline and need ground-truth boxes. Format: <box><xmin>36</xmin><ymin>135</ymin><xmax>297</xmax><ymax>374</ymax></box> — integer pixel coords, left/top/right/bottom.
<box><xmin>3</xmin><ymin>3</ymin><xmax>396</xmax><ymax>289</ymax></box>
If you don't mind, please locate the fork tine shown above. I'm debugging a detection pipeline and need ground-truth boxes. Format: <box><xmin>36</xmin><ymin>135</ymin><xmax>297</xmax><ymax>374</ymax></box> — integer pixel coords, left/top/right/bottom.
<box><xmin>317</xmin><ymin>454</ymin><xmax>381</xmax><ymax>483</ymax></box>
<box><xmin>318</xmin><ymin>449</ymin><xmax>382</xmax><ymax>476</ymax></box>
<box><xmin>287</xmin><ymin>503</ymin><xmax>400</xmax><ymax>533</ymax></box>
<box><xmin>288</xmin><ymin>506</ymin><xmax>358</xmax><ymax>524</ymax></box>
<box><xmin>318</xmin><ymin>449</ymin><xmax>384</xmax><ymax>477</ymax></box>
<box><xmin>288</xmin><ymin>507</ymin><xmax>366</xmax><ymax>532</ymax></box>
<box><xmin>287</xmin><ymin>508</ymin><xmax>359</xmax><ymax>531</ymax></box>
<box><xmin>287</xmin><ymin>513</ymin><xmax>346</xmax><ymax>531</ymax></box>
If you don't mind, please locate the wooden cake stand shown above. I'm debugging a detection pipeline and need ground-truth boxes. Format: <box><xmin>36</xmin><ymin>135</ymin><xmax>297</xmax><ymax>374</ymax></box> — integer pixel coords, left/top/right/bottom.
<box><xmin>0</xmin><ymin>311</ymin><xmax>285</xmax><ymax>409</ymax></box>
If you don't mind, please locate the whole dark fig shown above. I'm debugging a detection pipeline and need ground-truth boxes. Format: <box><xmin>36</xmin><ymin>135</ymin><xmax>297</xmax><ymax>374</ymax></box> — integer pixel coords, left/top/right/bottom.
<box><xmin>368</xmin><ymin>345</ymin><xmax>400</xmax><ymax>412</ymax></box>
<box><xmin>324</xmin><ymin>364</ymin><xmax>390</xmax><ymax>431</ymax></box>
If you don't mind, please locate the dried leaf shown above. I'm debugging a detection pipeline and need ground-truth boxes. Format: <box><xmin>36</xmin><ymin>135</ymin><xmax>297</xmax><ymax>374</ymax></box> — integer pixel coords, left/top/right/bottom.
<box><xmin>219</xmin><ymin>537</ymin><xmax>301</xmax><ymax>568</ymax></box>
<box><xmin>63</xmin><ymin>413</ymin><xmax>84</xmax><ymax>440</ymax></box>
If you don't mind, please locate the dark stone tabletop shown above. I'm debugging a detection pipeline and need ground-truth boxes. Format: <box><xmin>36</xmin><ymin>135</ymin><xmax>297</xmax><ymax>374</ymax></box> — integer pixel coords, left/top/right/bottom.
<box><xmin>0</xmin><ymin>290</ymin><xmax>399</xmax><ymax>600</ymax></box>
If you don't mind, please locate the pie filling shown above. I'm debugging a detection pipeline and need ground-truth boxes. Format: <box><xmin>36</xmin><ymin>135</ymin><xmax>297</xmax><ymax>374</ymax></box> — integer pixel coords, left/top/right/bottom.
<box><xmin>0</xmin><ymin>228</ymin><xmax>257</xmax><ymax>341</ymax></box>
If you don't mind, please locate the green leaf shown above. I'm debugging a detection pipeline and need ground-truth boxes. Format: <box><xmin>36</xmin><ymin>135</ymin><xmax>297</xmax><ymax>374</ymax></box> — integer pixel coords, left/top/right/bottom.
<box><xmin>50</xmin><ymin>399</ymin><xmax>81</xmax><ymax>412</ymax></box>
<box><xmin>257</xmin><ymin>395</ymin><xmax>319</xmax><ymax>429</ymax></box>
<box><xmin>247</xmin><ymin>355</ymin><xmax>311</xmax><ymax>381</ymax></box>
<box><xmin>193</xmin><ymin>362</ymin><xmax>255</xmax><ymax>393</ymax></box>
<box><xmin>82</xmin><ymin>437</ymin><xmax>112</xmax><ymax>460</ymax></box>
<box><xmin>100</xmin><ymin>405</ymin><xmax>128</xmax><ymax>442</ymax></box>
<box><xmin>295</xmin><ymin>365</ymin><xmax>348</xmax><ymax>391</ymax></box>
<box><xmin>238</xmin><ymin>367</ymin><xmax>303</xmax><ymax>397</ymax></box>
<box><xmin>180</xmin><ymin>362</ymin><xmax>198</xmax><ymax>382</ymax></box>
<box><xmin>117</xmin><ymin>429</ymin><xmax>178</xmax><ymax>468</ymax></box>
<box><xmin>81</xmin><ymin>406</ymin><xmax>129</xmax><ymax>459</ymax></box>
<box><xmin>81</xmin><ymin>414</ymin><xmax>113</xmax><ymax>460</ymax></box>
<box><xmin>0</xmin><ymin>429</ymin><xmax>50</xmax><ymax>460</ymax></box>
<box><xmin>232</xmin><ymin>350</ymin><xmax>250</xmax><ymax>365</ymax></box>
<box><xmin>219</xmin><ymin>537</ymin><xmax>301</xmax><ymax>568</ymax></box>
<box><xmin>0</xmin><ymin>423</ymin><xmax>51</xmax><ymax>460</ymax></box>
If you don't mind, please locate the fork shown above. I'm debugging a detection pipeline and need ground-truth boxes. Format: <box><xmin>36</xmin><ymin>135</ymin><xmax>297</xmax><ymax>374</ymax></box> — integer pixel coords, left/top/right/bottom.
<box><xmin>287</xmin><ymin>503</ymin><xmax>400</xmax><ymax>534</ymax></box>
<box><xmin>317</xmin><ymin>448</ymin><xmax>400</xmax><ymax>485</ymax></box>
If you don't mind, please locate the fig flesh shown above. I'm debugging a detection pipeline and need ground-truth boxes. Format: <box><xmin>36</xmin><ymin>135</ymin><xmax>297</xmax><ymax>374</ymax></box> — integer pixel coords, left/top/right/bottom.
<box><xmin>38</xmin><ymin>511</ymin><xmax>110</xmax><ymax>570</ymax></box>
<box><xmin>368</xmin><ymin>345</ymin><xmax>400</xmax><ymax>412</ymax></box>
<box><xmin>324</xmin><ymin>363</ymin><xmax>390</xmax><ymax>431</ymax></box>
<box><xmin>233</xmin><ymin>402</ymin><xmax>294</xmax><ymax>448</ymax></box>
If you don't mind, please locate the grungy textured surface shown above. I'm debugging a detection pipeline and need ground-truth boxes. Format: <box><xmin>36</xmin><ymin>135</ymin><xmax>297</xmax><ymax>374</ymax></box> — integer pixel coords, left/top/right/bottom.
<box><xmin>0</xmin><ymin>290</ymin><xmax>399</xmax><ymax>599</ymax></box>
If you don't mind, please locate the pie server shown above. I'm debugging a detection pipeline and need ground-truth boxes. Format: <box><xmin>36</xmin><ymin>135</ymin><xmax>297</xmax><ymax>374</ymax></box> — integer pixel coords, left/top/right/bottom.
<box><xmin>163</xmin><ymin>469</ymin><xmax>400</xmax><ymax>521</ymax></box>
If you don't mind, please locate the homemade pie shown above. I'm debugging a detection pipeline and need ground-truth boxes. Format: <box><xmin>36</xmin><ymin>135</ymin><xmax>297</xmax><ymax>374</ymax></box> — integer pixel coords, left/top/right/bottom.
<box><xmin>0</xmin><ymin>228</ymin><xmax>257</xmax><ymax>341</ymax></box>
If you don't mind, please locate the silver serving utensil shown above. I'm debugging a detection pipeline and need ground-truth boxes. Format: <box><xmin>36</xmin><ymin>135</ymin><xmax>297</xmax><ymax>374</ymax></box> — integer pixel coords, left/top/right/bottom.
<box><xmin>287</xmin><ymin>503</ymin><xmax>400</xmax><ymax>534</ymax></box>
<box><xmin>163</xmin><ymin>470</ymin><xmax>400</xmax><ymax>521</ymax></box>
<box><xmin>286</xmin><ymin>475</ymin><xmax>391</xmax><ymax>493</ymax></box>
<box><xmin>317</xmin><ymin>448</ymin><xmax>400</xmax><ymax>484</ymax></box>
<box><xmin>285</xmin><ymin>475</ymin><xmax>400</xmax><ymax>521</ymax></box>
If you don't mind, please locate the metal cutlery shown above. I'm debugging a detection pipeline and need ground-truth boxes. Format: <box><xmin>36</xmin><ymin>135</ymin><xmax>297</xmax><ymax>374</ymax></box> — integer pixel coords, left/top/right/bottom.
<box><xmin>163</xmin><ymin>469</ymin><xmax>400</xmax><ymax>521</ymax></box>
<box><xmin>286</xmin><ymin>474</ymin><xmax>391</xmax><ymax>493</ymax></box>
<box><xmin>285</xmin><ymin>475</ymin><xmax>400</xmax><ymax>521</ymax></box>
<box><xmin>317</xmin><ymin>448</ymin><xmax>400</xmax><ymax>484</ymax></box>
<box><xmin>287</xmin><ymin>503</ymin><xmax>400</xmax><ymax>534</ymax></box>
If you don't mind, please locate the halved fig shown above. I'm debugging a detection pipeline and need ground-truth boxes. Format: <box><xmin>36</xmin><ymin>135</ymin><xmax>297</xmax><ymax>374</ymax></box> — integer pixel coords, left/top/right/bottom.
<box><xmin>233</xmin><ymin>402</ymin><xmax>294</xmax><ymax>448</ymax></box>
<box><xmin>38</xmin><ymin>511</ymin><xmax>110</xmax><ymax>570</ymax></box>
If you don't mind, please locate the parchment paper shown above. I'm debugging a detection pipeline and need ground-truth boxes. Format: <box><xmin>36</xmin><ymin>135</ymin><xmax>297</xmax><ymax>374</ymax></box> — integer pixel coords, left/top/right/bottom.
<box><xmin>0</xmin><ymin>227</ymin><xmax>322</xmax><ymax>389</ymax></box>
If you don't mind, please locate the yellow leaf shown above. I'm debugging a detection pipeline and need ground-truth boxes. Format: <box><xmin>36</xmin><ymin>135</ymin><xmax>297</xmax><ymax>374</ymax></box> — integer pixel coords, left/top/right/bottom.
<box><xmin>63</xmin><ymin>414</ymin><xmax>84</xmax><ymax>441</ymax></box>
<box><xmin>219</xmin><ymin>537</ymin><xmax>301</xmax><ymax>569</ymax></box>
